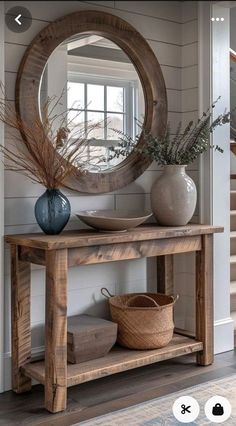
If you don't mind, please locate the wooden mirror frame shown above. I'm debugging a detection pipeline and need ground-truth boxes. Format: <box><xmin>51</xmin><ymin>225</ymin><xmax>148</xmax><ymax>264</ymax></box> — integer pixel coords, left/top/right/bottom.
<box><xmin>16</xmin><ymin>10</ymin><xmax>167</xmax><ymax>193</ymax></box>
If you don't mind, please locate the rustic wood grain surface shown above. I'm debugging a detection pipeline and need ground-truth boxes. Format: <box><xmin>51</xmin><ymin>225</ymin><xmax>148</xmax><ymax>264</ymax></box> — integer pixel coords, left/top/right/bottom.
<box><xmin>5</xmin><ymin>224</ymin><xmax>223</xmax><ymax>250</ymax></box>
<box><xmin>22</xmin><ymin>335</ymin><xmax>203</xmax><ymax>387</ymax></box>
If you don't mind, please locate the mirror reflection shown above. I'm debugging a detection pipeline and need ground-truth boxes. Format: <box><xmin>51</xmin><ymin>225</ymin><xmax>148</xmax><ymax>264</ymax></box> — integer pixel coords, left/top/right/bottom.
<box><xmin>40</xmin><ymin>35</ymin><xmax>145</xmax><ymax>171</ymax></box>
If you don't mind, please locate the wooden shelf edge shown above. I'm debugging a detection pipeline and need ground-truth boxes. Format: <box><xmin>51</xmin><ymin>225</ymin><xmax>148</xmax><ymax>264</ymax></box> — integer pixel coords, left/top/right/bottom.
<box><xmin>5</xmin><ymin>224</ymin><xmax>224</xmax><ymax>251</ymax></box>
<box><xmin>21</xmin><ymin>335</ymin><xmax>203</xmax><ymax>388</ymax></box>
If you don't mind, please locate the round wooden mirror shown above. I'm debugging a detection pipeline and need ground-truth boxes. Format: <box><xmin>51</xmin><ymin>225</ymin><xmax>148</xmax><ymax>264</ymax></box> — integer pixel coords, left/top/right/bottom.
<box><xmin>16</xmin><ymin>10</ymin><xmax>167</xmax><ymax>193</ymax></box>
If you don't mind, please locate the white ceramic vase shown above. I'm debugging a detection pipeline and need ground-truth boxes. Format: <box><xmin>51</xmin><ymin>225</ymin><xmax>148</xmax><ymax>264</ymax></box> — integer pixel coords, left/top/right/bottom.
<box><xmin>151</xmin><ymin>165</ymin><xmax>197</xmax><ymax>226</ymax></box>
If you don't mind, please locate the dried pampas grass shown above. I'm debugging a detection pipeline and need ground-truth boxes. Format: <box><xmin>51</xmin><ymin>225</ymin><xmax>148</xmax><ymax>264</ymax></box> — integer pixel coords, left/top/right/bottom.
<box><xmin>0</xmin><ymin>85</ymin><xmax>103</xmax><ymax>189</ymax></box>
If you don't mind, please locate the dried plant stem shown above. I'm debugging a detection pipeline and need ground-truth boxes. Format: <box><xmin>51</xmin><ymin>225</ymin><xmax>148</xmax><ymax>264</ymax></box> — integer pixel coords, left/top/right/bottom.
<box><xmin>108</xmin><ymin>98</ymin><xmax>230</xmax><ymax>166</ymax></box>
<box><xmin>0</xmin><ymin>85</ymin><xmax>105</xmax><ymax>189</ymax></box>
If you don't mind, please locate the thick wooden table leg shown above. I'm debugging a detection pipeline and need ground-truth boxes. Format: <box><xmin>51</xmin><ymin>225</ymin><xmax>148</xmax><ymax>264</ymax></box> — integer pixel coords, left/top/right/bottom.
<box><xmin>157</xmin><ymin>255</ymin><xmax>174</xmax><ymax>295</ymax></box>
<box><xmin>11</xmin><ymin>244</ymin><xmax>32</xmax><ymax>393</ymax></box>
<box><xmin>196</xmin><ymin>234</ymin><xmax>213</xmax><ymax>366</ymax></box>
<box><xmin>45</xmin><ymin>249</ymin><xmax>67</xmax><ymax>413</ymax></box>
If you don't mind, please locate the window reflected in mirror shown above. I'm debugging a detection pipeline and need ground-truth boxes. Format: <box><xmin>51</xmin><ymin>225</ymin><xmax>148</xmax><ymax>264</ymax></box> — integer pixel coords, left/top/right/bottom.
<box><xmin>40</xmin><ymin>35</ymin><xmax>145</xmax><ymax>172</ymax></box>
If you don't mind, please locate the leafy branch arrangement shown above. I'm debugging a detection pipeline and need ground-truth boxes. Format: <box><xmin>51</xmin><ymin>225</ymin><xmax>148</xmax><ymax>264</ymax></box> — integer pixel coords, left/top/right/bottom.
<box><xmin>108</xmin><ymin>98</ymin><xmax>231</xmax><ymax>165</ymax></box>
<box><xmin>0</xmin><ymin>87</ymin><xmax>103</xmax><ymax>189</ymax></box>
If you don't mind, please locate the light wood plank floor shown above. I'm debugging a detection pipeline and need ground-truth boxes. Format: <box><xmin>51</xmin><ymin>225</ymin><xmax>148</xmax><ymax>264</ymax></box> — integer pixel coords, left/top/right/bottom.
<box><xmin>0</xmin><ymin>350</ymin><xmax>235</xmax><ymax>426</ymax></box>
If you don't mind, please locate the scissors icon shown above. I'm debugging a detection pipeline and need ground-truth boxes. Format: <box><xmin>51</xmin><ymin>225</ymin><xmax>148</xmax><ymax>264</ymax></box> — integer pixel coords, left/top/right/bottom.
<box><xmin>181</xmin><ymin>404</ymin><xmax>191</xmax><ymax>414</ymax></box>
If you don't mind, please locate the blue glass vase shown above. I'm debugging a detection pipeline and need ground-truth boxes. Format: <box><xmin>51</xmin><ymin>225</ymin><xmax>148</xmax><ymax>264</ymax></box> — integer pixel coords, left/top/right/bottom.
<box><xmin>35</xmin><ymin>189</ymin><xmax>71</xmax><ymax>235</ymax></box>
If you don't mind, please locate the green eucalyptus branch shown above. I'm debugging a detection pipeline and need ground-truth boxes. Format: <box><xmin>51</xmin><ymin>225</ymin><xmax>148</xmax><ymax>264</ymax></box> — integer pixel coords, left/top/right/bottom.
<box><xmin>108</xmin><ymin>99</ymin><xmax>231</xmax><ymax>166</ymax></box>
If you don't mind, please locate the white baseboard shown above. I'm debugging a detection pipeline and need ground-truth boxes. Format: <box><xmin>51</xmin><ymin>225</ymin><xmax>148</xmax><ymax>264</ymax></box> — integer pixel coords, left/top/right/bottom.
<box><xmin>174</xmin><ymin>316</ymin><xmax>235</xmax><ymax>355</ymax></box>
<box><xmin>2</xmin><ymin>346</ymin><xmax>44</xmax><ymax>392</ymax></box>
<box><xmin>3</xmin><ymin>353</ymin><xmax>11</xmax><ymax>392</ymax></box>
<box><xmin>1</xmin><ymin>319</ymin><xmax>234</xmax><ymax>392</ymax></box>
<box><xmin>214</xmin><ymin>317</ymin><xmax>234</xmax><ymax>354</ymax></box>
<box><xmin>0</xmin><ymin>353</ymin><xmax>5</xmax><ymax>393</ymax></box>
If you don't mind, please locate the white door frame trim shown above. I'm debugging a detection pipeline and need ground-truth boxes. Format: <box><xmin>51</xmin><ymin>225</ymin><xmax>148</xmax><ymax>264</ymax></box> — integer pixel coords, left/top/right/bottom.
<box><xmin>198</xmin><ymin>1</ymin><xmax>234</xmax><ymax>353</ymax></box>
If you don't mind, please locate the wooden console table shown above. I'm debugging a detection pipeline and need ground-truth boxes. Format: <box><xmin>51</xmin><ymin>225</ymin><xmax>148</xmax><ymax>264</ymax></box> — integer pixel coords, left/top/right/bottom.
<box><xmin>5</xmin><ymin>224</ymin><xmax>223</xmax><ymax>413</ymax></box>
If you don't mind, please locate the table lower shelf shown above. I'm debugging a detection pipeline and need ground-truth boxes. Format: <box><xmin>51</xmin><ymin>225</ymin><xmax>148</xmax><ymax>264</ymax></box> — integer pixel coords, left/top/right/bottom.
<box><xmin>22</xmin><ymin>334</ymin><xmax>203</xmax><ymax>388</ymax></box>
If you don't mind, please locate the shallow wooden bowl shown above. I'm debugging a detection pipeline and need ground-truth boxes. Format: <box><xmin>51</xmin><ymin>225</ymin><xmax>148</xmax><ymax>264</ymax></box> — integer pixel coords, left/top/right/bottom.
<box><xmin>76</xmin><ymin>210</ymin><xmax>153</xmax><ymax>231</ymax></box>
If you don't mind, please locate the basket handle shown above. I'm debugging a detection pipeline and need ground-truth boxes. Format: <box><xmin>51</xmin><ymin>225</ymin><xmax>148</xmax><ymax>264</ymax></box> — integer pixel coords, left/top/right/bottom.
<box><xmin>127</xmin><ymin>294</ymin><xmax>160</xmax><ymax>307</ymax></box>
<box><xmin>172</xmin><ymin>294</ymin><xmax>179</xmax><ymax>304</ymax></box>
<box><xmin>101</xmin><ymin>287</ymin><xmax>114</xmax><ymax>299</ymax></box>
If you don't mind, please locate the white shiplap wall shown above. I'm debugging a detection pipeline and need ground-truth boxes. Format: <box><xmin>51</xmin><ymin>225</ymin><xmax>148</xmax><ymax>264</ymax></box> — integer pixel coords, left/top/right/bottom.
<box><xmin>3</xmin><ymin>0</ymin><xmax>199</xmax><ymax>390</ymax></box>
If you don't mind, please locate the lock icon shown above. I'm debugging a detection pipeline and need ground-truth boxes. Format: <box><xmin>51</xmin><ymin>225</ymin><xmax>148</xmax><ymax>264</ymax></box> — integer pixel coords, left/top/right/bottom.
<box><xmin>212</xmin><ymin>403</ymin><xmax>224</xmax><ymax>416</ymax></box>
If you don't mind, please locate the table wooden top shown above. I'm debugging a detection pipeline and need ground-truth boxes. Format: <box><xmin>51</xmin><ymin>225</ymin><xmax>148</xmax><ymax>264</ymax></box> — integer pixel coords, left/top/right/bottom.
<box><xmin>5</xmin><ymin>224</ymin><xmax>223</xmax><ymax>251</ymax></box>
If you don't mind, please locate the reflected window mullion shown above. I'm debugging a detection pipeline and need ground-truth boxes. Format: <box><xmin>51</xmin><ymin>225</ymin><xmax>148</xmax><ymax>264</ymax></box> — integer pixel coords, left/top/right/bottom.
<box><xmin>84</xmin><ymin>83</ymin><xmax>90</xmax><ymax>159</ymax></box>
<box><xmin>104</xmin><ymin>85</ymin><xmax>107</xmax><ymax>140</ymax></box>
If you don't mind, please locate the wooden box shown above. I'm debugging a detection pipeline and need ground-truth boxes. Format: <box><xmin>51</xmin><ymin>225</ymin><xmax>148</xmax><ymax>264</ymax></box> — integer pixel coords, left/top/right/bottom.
<box><xmin>67</xmin><ymin>314</ymin><xmax>118</xmax><ymax>364</ymax></box>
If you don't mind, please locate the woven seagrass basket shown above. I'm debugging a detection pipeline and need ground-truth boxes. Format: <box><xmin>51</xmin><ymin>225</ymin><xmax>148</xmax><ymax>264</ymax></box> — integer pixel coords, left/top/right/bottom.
<box><xmin>101</xmin><ymin>288</ymin><xmax>178</xmax><ymax>350</ymax></box>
